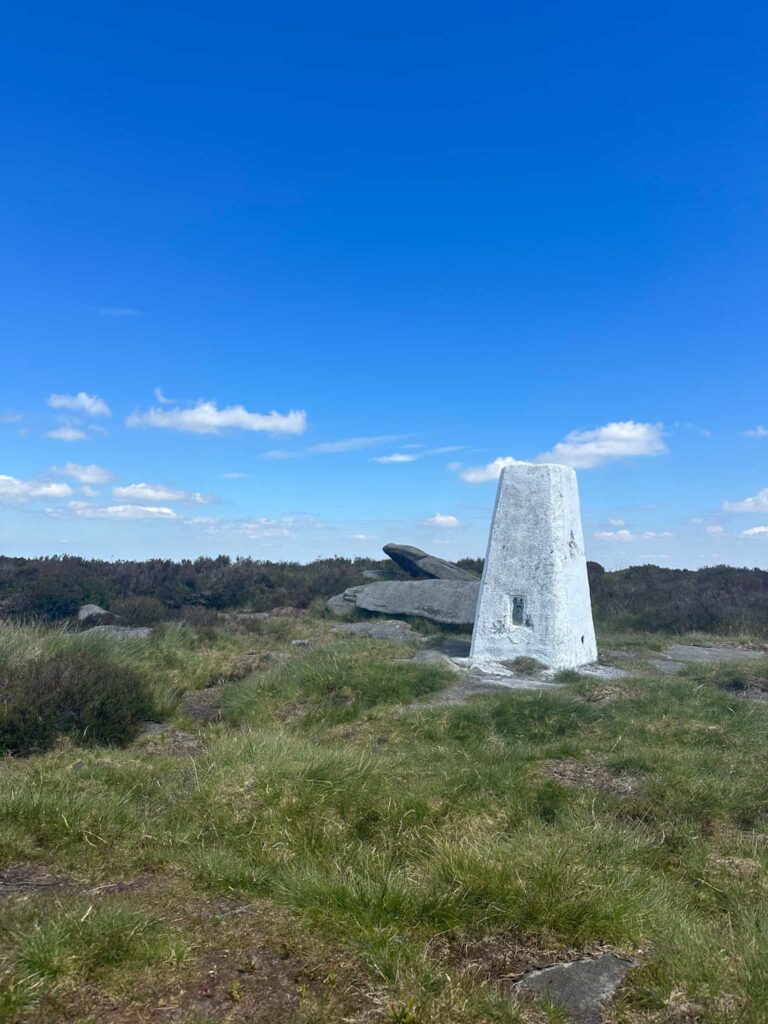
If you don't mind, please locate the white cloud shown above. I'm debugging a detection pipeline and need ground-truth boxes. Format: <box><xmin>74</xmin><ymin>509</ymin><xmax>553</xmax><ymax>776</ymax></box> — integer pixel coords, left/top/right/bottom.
<box><xmin>741</xmin><ymin>526</ymin><xmax>768</xmax><ymax>538</ymax></box>
<box><xmin>196</xmin><ymin>517</ymin><xmax>292</xmax><ymax>538</ymax></box>
<box><xmin>536</xmin><ymin>421</ymin><xmax>667</xmax><ymax>469</ymax></box>
<box><xmin>374</xmin><ymin>453</ymin><xmax>418</xmax><ymax>463</ymax></box>
<box><xmin>45</xmin><ymin>427</ymin><xmax>88</xmax><ymax>441</ymax></box>
<box><xmin>0</xmin><ymin>475</ymin><xmax>73</xmax><ymax>503</ymax></box>
<box><xmin>446</xmin><ymin>461</ymin><xmax>462</xmax><ymax>473</ymax></box>
<box><xmin>425</xmin><ymin>513</ymin><xmax>460</xmax><ymax>528</ymax></box>
<box><xmin>608</xmin><ymin>518</ymin><xmax>625</xmax><ymax>527</ymax></box>
<box><xmin>375</xmin><ymin>445</ymin><xmax>465</xmax><ymax>464</ymax></box>
<box><xmin>153</xmin><ymin>386</ymin><xmax>176</xmax><ymax>404</ymax></box>
<box><xmin>72</xmin><ymin>504</ymin><xmax>178</xmax><ymax>520</ymax></box>
<box><xmin>81</xmin><ymin>486</ymin><xmax>99</xmax><ymax>497</ymax></box>
<box><xmin>595</xmin><ymin>529</ymin><xmax>635</xmax><ymax>542</ymax></box>
<box><xmin>744</xmin><ymin>426</ymin><xmax>768</xmax><ymax>437</ymax></box>
<box><xmin>642</xmin><ymin>530</ymin><xmax>673</xmax><ymax>539</ymax></box>
<box><xmin>351</xmin><ymin>533</ymin><xmax>375</xmax><ymax>541</ymax></box>
<box><xmin>48</xmin><ymin>392</ymin><xmax>111</xmax><ymax>417</ymax></box>
<box><xmin>98</xmin><ymin>307</ymin><xmax>140</xmax><ymax>317</ymax></box>
<box><xmin>705</xmin><ymin>525</ymin><xmax>724</xmax><ymax>536</ymax></box>
<box><xmin>126</xmin><ymin>401</ymin><xmax>307</xmax><ymax>436</ymax></box>
<box><xmin>54</xmin><ymin>462</ymin><xmax>114</xmax><ymax>484</ymax></box>
<box><xmin>112</xmin><ymin>482</ymin><xmax>214</xmax><ymax>504</ymax></box>
<box><xmin>723</xmin><ymin>489</ymin><xmax>768</xmax><ymax>513</ymax></box>
<box><xmin>221</xmin><ymin>472</ymin><xmax>249</xmax><ymax>478</ymax></box>
<box><xmin>459</xmin><ymin>456</ymin><xmax>523</xmax><ymax>483</ymax></box>
<box><xmin>309</xmin><ymin>434</ymin><xmax>407</xmax><ymax>453</ymax></box>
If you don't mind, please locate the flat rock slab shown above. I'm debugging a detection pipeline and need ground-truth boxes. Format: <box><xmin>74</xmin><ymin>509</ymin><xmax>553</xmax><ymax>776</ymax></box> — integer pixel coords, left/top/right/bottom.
<box><xmin>578</xmin><ymin>663</ymin><xmax>632</xmax><ymax>681</ymax></box>
<box><xmin>663</xmin><ymin>643</ymin><xmax>765</xmax><ymax>663</ymax></box>
<box><xmin>333</xmin><ymin>619</ymin><xmax>421</xmax><ymax>642</ymax></box>
<box><xmin>515</xmin><ymin>953</ymin><xmax>635</xmax><ymax>1024</ymax></box>
<box><xmin>354</xmin><ymin>579</ymin><xmax>480</xmax><ymax>625</ymax></box>
<box><xmin>85</xmin><ymin>625</ymin><xmax>152</xmax><ymax>639</ymax></box>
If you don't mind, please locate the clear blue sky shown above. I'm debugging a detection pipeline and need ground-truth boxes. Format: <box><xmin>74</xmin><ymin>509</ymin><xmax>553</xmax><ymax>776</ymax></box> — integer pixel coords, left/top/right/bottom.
<box><xmin>2</xmin><ymin>2</ymin><xmax>767</xmax><ymax>567</ymax></box>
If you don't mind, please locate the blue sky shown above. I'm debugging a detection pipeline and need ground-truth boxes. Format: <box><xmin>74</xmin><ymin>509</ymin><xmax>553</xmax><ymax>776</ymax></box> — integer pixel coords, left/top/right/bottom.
<box><xmin>1</xmin><ymin>2</ymin><xmax>767</xmax><ymax>568</ymax></box>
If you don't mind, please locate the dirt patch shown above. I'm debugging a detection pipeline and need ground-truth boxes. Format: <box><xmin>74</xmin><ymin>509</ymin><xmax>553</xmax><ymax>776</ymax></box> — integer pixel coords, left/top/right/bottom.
<box><xmin>136</xmin><ymin>725</ymin><xmax>205</xmax><ymax>756</ymax></box>
<box><xmin>180</xmin><ymin>688</ymin><xmax>226</xmax><ymax>724</ymax></box>
<box><xmin>431</xmin><ymin>930</ymin><xmax>617</xmax><ymax>985</ymax></box>
<box><xmin>542</xmin><ymin>760</ymin><xmax>638</xmax><ymax>796</ymax></box>
<box><xmin>272</xmin><ymin>698</ymin><xmax>311</xmax><ymax>724</ymax></box>
<box><xmin>708</xmin><ymin>855</ymin><xmax>761</xmax><ymax>878</ymax></box>
<box><xmin>0</xmin><ymin>864</ymin><xmax>69</xmax><ymax>898</ymax></box>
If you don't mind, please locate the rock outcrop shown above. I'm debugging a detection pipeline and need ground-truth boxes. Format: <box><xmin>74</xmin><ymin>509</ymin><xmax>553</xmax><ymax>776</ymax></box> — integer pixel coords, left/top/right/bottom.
<box><xmin>383</xmin><ymin>544</ymin><xmax>478</xmax><ymax>581</ymax></box>
<box><xmin>329</xmin><ymin>580</ymin><xmax>479</xmax><ymax>626</ymax></box>
<box><xmin>78</xmin><ymin>604</ymin><xmax>121</xmax><ymax>627</ymax></box>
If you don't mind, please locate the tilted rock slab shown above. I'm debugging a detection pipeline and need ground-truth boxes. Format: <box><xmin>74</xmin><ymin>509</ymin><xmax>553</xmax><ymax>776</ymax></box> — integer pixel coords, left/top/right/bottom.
<box><xmin>383</xmin><ymin>543</ymin><xmax>478</xmax><ymax>581</ymax></box>
<box><xmin>351</xmin><ymin>579</ymin><xmax>480</xmax><ymax>626</ymax></box>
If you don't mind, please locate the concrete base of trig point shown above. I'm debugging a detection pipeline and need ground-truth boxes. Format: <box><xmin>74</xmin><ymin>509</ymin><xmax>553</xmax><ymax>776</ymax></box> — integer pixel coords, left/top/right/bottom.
<box><xmin>470</xmin><ymin>463</ymin><xmax>597</xmax><ymax>672</ymax></box>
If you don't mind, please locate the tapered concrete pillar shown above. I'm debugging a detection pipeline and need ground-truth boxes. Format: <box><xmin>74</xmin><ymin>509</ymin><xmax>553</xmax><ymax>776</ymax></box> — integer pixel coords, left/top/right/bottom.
<box><xmin>470</xmin><ymin>463</ymin><xmax>597</xmax><ymax>670</ymax></box>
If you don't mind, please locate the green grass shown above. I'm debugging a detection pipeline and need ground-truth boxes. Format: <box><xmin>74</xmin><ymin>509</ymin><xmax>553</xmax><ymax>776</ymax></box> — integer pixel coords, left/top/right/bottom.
<box><xmin>1</xmin><ymin>619</ymin><xmax>768</xmax><ymax>1021</ymax></box>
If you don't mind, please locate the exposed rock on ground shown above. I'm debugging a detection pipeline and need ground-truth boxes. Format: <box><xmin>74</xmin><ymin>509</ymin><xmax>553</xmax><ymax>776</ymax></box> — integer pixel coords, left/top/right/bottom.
<box><xmin>383</xmin><ymin>543</ymin><xmax>479</xmax><ymax>581</ymax></box>
<box><xmin>513</xmin><ymin>952</ymin><xmax>636</xmax><ymax>1024</ymax></box>
<box><xmin>333</xmin><ymin>619</ymin><xmax>421</xmax><ymax>642</ymax></box>
<box><xmin>85</xmin><ymin>625</ymin><xmax>152</xmax><ymax>639</ymax></box>
<box><xmin>351</xmin><ymin>579</ymin><xmax>480</xmax><ymax>625</ymax></box>
<box><xmin>78</xmin><ymin>603</ymin><xmax>121</xmax><ymax>627</ymax></box>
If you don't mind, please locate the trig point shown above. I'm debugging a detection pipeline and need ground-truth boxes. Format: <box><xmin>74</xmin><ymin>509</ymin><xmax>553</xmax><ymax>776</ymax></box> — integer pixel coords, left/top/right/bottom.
<box><xmin>470</xmin><ymin>462</ymin><xmax>597</xmax><ymax>671</ymax></box>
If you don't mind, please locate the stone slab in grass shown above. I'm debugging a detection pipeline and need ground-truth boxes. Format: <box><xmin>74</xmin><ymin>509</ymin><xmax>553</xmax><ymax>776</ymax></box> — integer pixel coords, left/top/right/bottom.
<box><xmin>663</xmin><ymin>643</ymin><xmax>765</xmax><ymax>664</ymax></box>
<box><xmin>514</xmin><ymin>952</ymin><xmax>636</xmax><ymax>1024</ymax></box>
<box><xmin>85</xmin><ymin>624</ymin><xmax>152</xmax><ymax>639</ymax></box>
<box><xmin>333</xmin><ymin>619</ymin><xmax>422</xmax><ymax>642</ymax></box>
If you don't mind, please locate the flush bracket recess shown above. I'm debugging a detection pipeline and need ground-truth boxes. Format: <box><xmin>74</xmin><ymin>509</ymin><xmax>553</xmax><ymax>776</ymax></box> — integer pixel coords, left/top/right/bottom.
<box><xmin>511</xmin><ymin>595</ymin><xmax>526</xmax><ymax>626</ymax></box>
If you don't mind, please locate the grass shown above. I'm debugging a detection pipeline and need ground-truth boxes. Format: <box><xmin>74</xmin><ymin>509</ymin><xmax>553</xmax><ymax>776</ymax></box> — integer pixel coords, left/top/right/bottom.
<box><xmin>1</xmin><ymin>616</ymin><xmax>768</xmax><ymax>1021</ymax></box>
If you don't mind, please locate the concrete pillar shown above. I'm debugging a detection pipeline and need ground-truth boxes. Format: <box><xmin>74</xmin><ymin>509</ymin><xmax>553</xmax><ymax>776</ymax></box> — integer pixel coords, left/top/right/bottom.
<box><xmin>470</xmin><ymin>463</ymin><xmax>597</xmax><ymax>670</ymax></box>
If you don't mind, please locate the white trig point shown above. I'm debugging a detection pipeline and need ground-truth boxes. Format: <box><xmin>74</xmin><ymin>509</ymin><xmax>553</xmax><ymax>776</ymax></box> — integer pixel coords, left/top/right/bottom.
<box><xmin>470</xmin><ymin>463</ymin><xmax>597</xmax><ymax>671</ymax></box>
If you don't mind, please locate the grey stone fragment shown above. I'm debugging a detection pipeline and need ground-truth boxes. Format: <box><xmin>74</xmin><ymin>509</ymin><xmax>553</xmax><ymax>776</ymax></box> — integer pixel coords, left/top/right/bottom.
<box><xmin>354</xmin><ymin>580</ymin><xmax>480</xmax><ymax>626</ymax></box>
<box><xmin>395</xmin><ymin>650</ymin><xmax>463</xmax><ymax>672</ymax></box>
<box><xmin>383</xmin><ymin>543</ymin><xmax>478</xmax><ymax>581</ymax></box>
<box><xmin>86</xmin><ymin>625</ymin><xmax>151</xmax><ymax>639</ymax></box>
<box><xmin>333</xmin><ymin>619</ymin><xmax>420</xmax><ymax>642</ymax></box>
<box><xmin>515</xmin><ymin>953</ymin><xmax>635</xmax><ymax>1024</ymax></box>
<box><xmin>362</xmin><ymin>568</ymin><xmax>397</xmax><ymax>580</ymax></box>
<box><xmin>326</xmin><ymin>585</ymin><xmax>367</xmax><ymax>618</ymax></box>
<box><xmin>78</xmin><ymin>603</ymin><xmax>121</xmax><ymax>626</ymax></box>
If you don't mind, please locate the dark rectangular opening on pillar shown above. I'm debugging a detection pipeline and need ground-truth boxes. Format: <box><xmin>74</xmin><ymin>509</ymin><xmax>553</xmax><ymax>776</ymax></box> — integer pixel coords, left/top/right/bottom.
<box><xmin>512</xmin><ymin>595</ymin><xmax>526</xmax><ymax>626</ymax></box>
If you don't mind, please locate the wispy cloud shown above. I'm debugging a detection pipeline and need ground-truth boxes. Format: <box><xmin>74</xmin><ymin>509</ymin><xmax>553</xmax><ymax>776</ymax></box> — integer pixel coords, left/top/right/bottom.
<box><xmin>153</xmin><ymin>387</ymin><xmax>177</xmax><ymax>405</ymax></box>
<box><xmin>126</xmin><ymin>400</ymin><xmax>306</xmax><ymax>435</ymax></box>
<box><xmin>67</xmin><ymin>503</ymin><xmax>178</xmax><ymax>520</ymax></box>
<box><xmin>705</xmin><ymin>525</ymin><xmax>724</xmax><ymax>536</ymax></box>
<box><xmin>46</xmin><ymin>426</ymin><xmax>88</xmax><ymax>442</ymax></box>
<box><xmin>741</xmin><ymin>526</ymin><xmax>768</xmax><ymax>538</ymax></box>
<box><xmin>221</xmin><ymin>472</ymin><xmax>249</xmax><ymax>478</ymax></box>
<box><xmin>744</xmin><ymin>425</ymin><xmax>768</xmax><ymax>438</ymax></box>
<box><xmin>723</xmin><ymin>489</ymin><xmax>768</xmax><ymax>513</ymax></box>
<box><xmin>0</xmin><ymin>475</ymin><xmax>72</xmax><ymax>503</ymax></box>
<box><xmin>98</xmin><ymin>307</ymin><xmax>140</xmax><ymax>317</ymax></box>
<box><xmin>374</xmin><ymin>445</ymin><xmax>465</xmax><ymax>464</ymax></box>
<box><xmin>0</xmin><ymin>412</ymin><xmax>22</xmax><ymax>424</ymax></box>
<box><xmin>309</xmin><ymin>434</ymin><xmax>408</xmax><ymax>454</ymax></box>
<box><xmin>48</xmin><ymin>392</ymin><xmax>111</xmax><ymax>417</ymax></box>
<box><xmin>595</xmin><ymin>527</ymin><xmax>672</xmax><ymax>542</ymax></box>
<box><xmin>54</xmin><ymin>463</ymin><xmax>114</xmax><ymax>484</ymax></box>
<box><xmin>112</xmin><ymin>482</ymin><xmax>214</xmax><ymax>504</ymax></box>
<box><xmin>424</xmin><ymin>513</ymin><xmax>460</xmax><ymax>528</ymax></box>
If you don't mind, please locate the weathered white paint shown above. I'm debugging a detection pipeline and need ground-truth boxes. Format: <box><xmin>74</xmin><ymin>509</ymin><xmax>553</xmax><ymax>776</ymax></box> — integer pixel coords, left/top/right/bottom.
<box><xmin>470</xmin><ymin>463</ymin><xmax>597</xmax><ymax>670</ymax></box>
